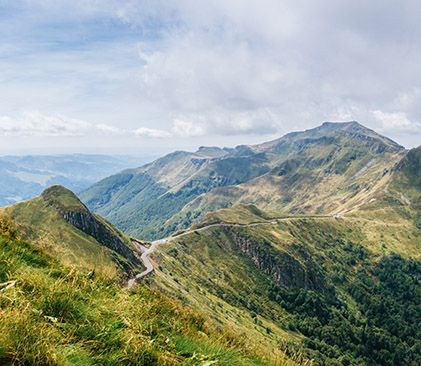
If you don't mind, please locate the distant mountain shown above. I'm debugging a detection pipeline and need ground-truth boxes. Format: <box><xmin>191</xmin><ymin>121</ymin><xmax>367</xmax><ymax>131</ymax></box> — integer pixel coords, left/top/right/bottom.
<box><xmin>0</xmin><ymin>185</ymin><xmax>145</xmax><ymax>279</ymax></box>
<box><xmin>0</xmin><ymin>154</ymin><xmax>155</xmax><ymax>206</ymax></box>
<box><xmin>79</xmin><ymin>121</ymin><xmax>406</xmax><ymax>240</ymax></box>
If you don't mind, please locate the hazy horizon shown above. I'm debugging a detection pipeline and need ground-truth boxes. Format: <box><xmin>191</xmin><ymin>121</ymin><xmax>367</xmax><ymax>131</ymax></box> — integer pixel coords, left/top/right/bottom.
<box><xmin>0</xmin><ymin>119</ymin><xmax>418</xmax><ymax>157</ymax></box>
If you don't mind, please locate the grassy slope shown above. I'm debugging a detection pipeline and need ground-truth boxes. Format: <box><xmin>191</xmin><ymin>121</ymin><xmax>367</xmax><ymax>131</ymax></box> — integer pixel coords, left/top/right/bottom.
<box><xmin>145</xmin><ymin>188</ymin><xmax>420</xmax><ymax>365</ymax></box>
<box><xmin>0</xmin><ymin>223</ymin><xmax>302</xmax><ymax>366</ymax></box>
<box><xmin>0</xmin><ymin>186</ymin><xmax>145</xmax><ymax>280</ymax></box>
<box><xmin>181</xmin><ymin>133</ymin><xmax>405</xmax><ymax>226</ymax></box>
<box><xmin>80</xmin><ymin>149</ymin><xmax>274</xmax><ymax>241</ymax></box>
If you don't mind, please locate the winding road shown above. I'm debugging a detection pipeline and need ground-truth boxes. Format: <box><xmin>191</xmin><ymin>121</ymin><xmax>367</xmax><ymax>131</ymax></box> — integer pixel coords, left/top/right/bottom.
<box><xmin>126</xmin><ymin>215</ymin><xmax>332</xmax><ymax>288</ymax></box>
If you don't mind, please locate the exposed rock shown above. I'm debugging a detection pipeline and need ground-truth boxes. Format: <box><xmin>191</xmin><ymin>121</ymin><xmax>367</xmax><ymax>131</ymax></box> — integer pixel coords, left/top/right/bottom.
<box><xmin>228</xmin><ymin>229</ymin><xmax>325</xmax><ymax>290</ymax></box>
<box><xmin>62</xmin><ymin>211</ymin><xmax>140</xmax><ymax>264</ymax></box>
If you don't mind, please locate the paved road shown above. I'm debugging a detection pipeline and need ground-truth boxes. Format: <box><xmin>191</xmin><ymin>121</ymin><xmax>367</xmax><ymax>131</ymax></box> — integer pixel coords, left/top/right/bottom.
<box><xmin>126</xmin><ymin>215</ymin><xmax>332</xmax><ymax>288</ymax></box>
<box><xmin>126</xmin><ymin>228</ymin><xmax>205</xmax><ymax>288</ymax></box>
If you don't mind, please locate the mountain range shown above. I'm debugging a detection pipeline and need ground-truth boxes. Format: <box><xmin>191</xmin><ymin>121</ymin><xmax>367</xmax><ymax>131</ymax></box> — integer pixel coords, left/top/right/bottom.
<box><xmin>1</xmin><ymin>121</ymin><xmax>419</xmax><ymax>365</ymax></box>
<box><xmin>79</xmin><ymin>122</ymin><xmax>407</xmax><ymax>240</ymax></box>
<box><xmin>0</xmin><ymin>154</ymin><xmax>154</xmax><ymax>206</ymax></box>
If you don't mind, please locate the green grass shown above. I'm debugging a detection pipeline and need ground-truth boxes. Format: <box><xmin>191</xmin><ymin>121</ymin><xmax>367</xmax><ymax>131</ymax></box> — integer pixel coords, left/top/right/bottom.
<box><xmin>146</xmin><ymin>201</ymin><xmax>420</xmax><ymax>366</ymax></box>
<box><xmin>0</xmin><ymin>186</ymin><xmax>145</xmax><ymax>281</ymax></box>
<box><xmin>0</xmin><ymin>220</ymin><xmax>299</xmax><ymax>366</ymax></box>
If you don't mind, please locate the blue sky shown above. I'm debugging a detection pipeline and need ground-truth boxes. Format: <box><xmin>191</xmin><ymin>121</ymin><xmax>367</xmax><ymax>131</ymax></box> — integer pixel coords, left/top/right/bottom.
<box><xmin>0</xmin><ymin>0</ymin><xmax>420</xmax><ymax>155</ymax></box>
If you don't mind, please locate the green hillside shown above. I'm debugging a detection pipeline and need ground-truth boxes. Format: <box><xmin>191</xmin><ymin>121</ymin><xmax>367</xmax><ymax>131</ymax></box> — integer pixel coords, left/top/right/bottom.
<box><xmin>2</xmin><ymin>126</ymin><xmax>419</xmax><ymax>365</ymax></box>
<box><xmin>0</xmin><ymin>219</ymin><xmax>300</xmax><ymax>365</ymax></box>
<box><xmin>173</xmin><ymin>123</ymin><xmax>406</xmax><ymax>229</ymax></box>
<box><xmin>142</xmin><ymin>144</ymin><xmax>421</xmax><ymax>365</ymax></box>
<box><xmin>79</xmin><ymin>122</ymin><xmax>406</xmax><ymax>241</ymax></box>
<box><xmin>0</xmin><ymin>185</ymin><xmax>145</xmax><ymax>280</ymax></box>
<box><xmin>146</xmin><ymin>199</ymin><xmax>420</xmax><ymax>366</ymax></box>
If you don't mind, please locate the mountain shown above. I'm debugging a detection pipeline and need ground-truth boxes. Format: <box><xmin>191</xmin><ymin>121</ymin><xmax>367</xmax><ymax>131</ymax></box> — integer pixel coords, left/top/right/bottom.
<box><xmin>0</xmin><ymin>185</ymin><xmax>145</xmax><ymax>279</ymax></box>
<box><xmin>79</xmin><ymin>121</ymin><xmax>406</xmax><ymax>240</ymax></box>
<box><xmin>78</xmin><ymin>121</ymin><xmax>420</xmax><ymax>364</ymax></box>
<box><xmin>2</xmin><ymin>122</ymin><xmax>420</xmax><ymax>365</ymax></box>
<box><xmin>0</xmin><ymin>154</ymin><xmax>154</xmax><ymax>206</ymax></box>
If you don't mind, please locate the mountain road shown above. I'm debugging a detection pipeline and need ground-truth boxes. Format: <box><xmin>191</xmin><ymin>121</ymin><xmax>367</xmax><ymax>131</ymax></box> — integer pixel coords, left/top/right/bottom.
<box><xmin>126</xmin><ymin>215</ymin><xmax>332</xmax><ymax>288</ymax></box>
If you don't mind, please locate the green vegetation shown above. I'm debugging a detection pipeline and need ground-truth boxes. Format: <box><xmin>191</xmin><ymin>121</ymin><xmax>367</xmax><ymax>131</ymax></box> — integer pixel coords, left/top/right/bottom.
<box><xmin>0</xmin><ymin>186</ymin><xmax>145</xmax><ymax>280</ymax></box>
<box><xmin>0</xmin><ymin>217</ymin><xmax>300</xmax><ymax>365</ymax></box>
<box><xmin>80</xmin><ymin>148</ymin><xmax>272</xmax><ymax>240</ymax></box>
<box><xmin>4</xmin><ymin>123</ymin><xmax>420</xmax><ymax>365</ymax></box>
<box><xmin>193</xmin><ymin>204</ymin><xmax>280</xmax><ymax>227</ymax></box>
<box><xmin>270</xmin><ymin>252</ymin><xmax>421</xmax><ymax>365</ymax></box>
<box><xmin>148</xmin><ymin>200</ymin><xmax>420</xmax><ymax>366</ymax></box>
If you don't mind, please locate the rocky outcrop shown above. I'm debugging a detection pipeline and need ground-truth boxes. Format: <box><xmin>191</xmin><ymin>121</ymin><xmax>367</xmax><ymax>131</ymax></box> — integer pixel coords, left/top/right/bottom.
<box><xmin>228</xmin><ymin>229</ymin><xmax>325</xmax><ymax>290</ymax></box>
<box><xmin>62</xmin><ymin>211</ymin><xmax>140</xmax><ymax>264</ymax></box>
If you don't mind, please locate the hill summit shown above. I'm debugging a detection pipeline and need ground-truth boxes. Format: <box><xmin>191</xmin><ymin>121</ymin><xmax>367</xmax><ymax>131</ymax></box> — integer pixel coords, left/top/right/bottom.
<box><xmin>1</xmin><ymin>185</ymin><xmax>144</xmax><ymax>279</ymax></box>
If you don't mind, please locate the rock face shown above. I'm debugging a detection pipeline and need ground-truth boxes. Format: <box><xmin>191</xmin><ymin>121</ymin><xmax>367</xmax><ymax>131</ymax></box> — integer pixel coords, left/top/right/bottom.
<box><xmin>62</xmin><ymin>211</ymin><xmax>140</xmax><ymax>264</ymax></box>
<box><xmin>229</xmin><ymin>229</ymin><xmax>325</xmax><ymax>291</ymax></box>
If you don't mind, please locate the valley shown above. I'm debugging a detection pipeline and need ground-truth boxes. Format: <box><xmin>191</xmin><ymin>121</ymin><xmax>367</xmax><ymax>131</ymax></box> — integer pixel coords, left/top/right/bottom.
<box><xmin>0</xmin><ymin>154</ymin><xmax>152</xmax><ymax>206</ymax></box>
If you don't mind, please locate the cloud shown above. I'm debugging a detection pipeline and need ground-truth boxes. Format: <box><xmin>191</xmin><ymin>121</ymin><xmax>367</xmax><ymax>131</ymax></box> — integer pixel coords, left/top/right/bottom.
<box><xmin>96</xmin><ymin>124</ymin><xmax>125</xmax><ymax>135</ymax></box>
<box><xmin>133</xmin><ymin>127</ymin><xmax>170</xmax><ymax>138</ymax></box>
<box><xmin>372</xmin><ymin>110</ymin><xmax>420</xmax><ymax>131</ymax></box>
<box><xmin>171</xmin><ymin>119</ymin><xmax>206</xmax><ymax>137</ymax></box>
<box><xmin>128</xmin><ymin>0</ymin><xmax>421</xmax><ymax>140</ymax></box>
<box><xmin>170</xmin><ymin>108</ymin><xmax>281</xmax><ymax>137</ymax></box>
<box><xmin>2</xmin><ymin>1</ymin><xmax>421</xmax><ymax>149</ymax></box>
<box><xmin>0</xmin><ymin>111</ymin><xmax>90</xmax><ymax>136</ymax></box>
<box><xmin>96</xmin><ymin>123</ymin><xmax>170</xmax><ymax>138</ymax></box>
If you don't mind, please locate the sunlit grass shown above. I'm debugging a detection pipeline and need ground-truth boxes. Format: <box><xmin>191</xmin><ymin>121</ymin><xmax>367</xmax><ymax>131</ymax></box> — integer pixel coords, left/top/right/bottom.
<box><xmin>0</xmin><ymin>219</ymin><xmax>301</xmax><ymax>365</ymax></box>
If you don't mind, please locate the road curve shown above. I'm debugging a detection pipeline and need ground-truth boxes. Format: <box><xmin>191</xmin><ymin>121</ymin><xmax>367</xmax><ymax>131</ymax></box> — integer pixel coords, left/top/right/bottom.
<box><xmin>126</xmin><ymin>215</ymin><xmax>333</xmax><ymax>288</ymax></box>
<box><xmin>126</xmin><ymin>238</ymin><xmax>169</xmax><ymax>288</ymax></box>
<box><xmin>126</xmin><ymin>228</ymin><xmax>202</xmax><ymax>288</ymax></box>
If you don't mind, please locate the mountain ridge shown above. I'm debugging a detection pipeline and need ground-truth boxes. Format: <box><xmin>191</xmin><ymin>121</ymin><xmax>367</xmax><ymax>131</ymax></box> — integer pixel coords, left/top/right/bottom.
<box><xmin>79</xmin><ymin>121</ymin><xmax>408</xmax><ymax>240</ymax></box>
<box><xmin>2</xmin><ymin>122</ymin><xmax>420</xmax><ymax>365</ymax></box>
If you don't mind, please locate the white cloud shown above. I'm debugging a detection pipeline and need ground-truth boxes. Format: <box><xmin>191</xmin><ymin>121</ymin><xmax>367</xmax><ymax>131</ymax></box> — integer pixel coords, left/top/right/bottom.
<box><xmin>171</xmin><ymin>119</ymin><xmax>206</xmax><ymax>137</ymax></box>
<box><xmin>96</xmin><ymin>123</ymin><xmax>170</xmax><ymax>138</ymax></box>
<box><xmin>96</xmin><ymin>124</ymin><xmax>125</xmax><ymax>135</ymax></box>
<box><xmin>0</xmin><ymin>111</ymin><xmax>90</xmax><ymax>136</ymax></box>
<box><xmin>2</xmin><ymin>1</ymin><xmax>421</xmax><ymax>149</ymax></box>
<box><xmin>133</xmin><ymin>127</ymin><xmax>170</xmax><ymax>138</ymax></box>
<box><xmin>128</xmin><ymin>1</ymin><xmax>421</xmax><ymax>140</ymax></box>
<box><xmin>170</xmin><ymin>108</ymin><xmax>281</xmax><ymax>137</ymax></box>
<box><xmin>372</xmin><ymin>110</ymin><xmax>420</xmax><ymax>131</ymax></box>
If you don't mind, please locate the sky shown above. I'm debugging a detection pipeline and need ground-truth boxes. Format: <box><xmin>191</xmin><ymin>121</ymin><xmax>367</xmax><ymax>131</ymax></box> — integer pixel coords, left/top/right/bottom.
<box><xmin>0</xmin><ymin>0</ymin><xmax>420</xmax><ymax>156</ymax></box>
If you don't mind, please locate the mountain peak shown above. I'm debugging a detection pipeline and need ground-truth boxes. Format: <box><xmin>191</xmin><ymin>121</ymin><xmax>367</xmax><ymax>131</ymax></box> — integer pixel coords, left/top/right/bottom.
<box><xmin>255</xmin><ymin>121</ymin><xmax>404</xmax><ymax>154</ymax></box>
<box><xmin>321</xmin><ymin>120</ymin><xmax>363</xmax><ymax>129</ymax></box>
<box><xmin>41</xmin><ymin>185</ymin><xmax>89</xmax><ymax>214</ymax></box>
<box><xmin>313</xmin><ymin>120</ymin><xmax>374</xmax><ymax>134</ymax></box>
